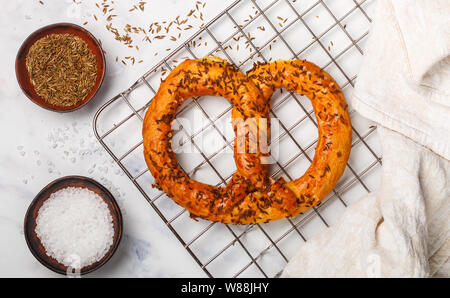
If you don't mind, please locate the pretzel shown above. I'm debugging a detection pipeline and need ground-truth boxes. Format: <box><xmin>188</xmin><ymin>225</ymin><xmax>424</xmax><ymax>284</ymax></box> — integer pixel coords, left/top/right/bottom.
<box><xmin>142</xmin><ymin>57</ymin><xmax>352</xmax><ymax>224</ymax></box>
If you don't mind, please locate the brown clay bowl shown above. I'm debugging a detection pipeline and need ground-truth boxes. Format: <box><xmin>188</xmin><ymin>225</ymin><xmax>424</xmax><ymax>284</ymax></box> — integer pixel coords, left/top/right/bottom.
<box><xmin>15</xmin><ymin>23</ymin><xmax>106</xmax><ymax>112</ymax></box>
<box><xmin>24</xmin><ymin>176</ymin><xmax>123</xmax><ymax>276</ymax></box>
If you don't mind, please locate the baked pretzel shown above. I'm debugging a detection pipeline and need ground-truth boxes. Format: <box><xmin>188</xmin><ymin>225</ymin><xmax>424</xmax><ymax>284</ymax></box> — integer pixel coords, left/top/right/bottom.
<box><xmin>142</xmin><ymin>57</ymin><xmax>352</xmax><ymax>224</ymax></box>
<box><xmin>143</xmin><ymin>57</ymin><xmax>293</xmax><ymax>223</ymax></box>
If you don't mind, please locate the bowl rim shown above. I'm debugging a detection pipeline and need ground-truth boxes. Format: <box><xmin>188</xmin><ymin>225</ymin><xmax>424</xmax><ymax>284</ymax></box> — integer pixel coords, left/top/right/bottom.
<box><xmin>15</xmin><ymin>22</ymin><xmax>106</xmax><ymax>113</ymax></box>
<box><xmin>24</xmin><ymin>175</ymin><xmax>123</xmax><ymax>276</ymax></box>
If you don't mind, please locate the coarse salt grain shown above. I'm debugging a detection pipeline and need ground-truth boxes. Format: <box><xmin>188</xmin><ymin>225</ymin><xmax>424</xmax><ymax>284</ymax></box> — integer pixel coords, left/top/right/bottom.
<box><xmin>35</xmin><ymin>187</ymin><xmax>114</xmax><ymax>269</ymax></box>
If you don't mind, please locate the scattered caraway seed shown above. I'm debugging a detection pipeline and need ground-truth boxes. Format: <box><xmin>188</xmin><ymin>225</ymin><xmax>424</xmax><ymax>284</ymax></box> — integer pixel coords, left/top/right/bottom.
<box><xmin>90</xmin><ymin>0</ymin><xmax>208</xmax><ymax>66</ymax></box>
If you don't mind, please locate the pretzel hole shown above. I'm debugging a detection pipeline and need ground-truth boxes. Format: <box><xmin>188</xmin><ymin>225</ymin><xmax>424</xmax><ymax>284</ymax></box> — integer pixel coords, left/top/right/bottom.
<box><xmin>171</xmin><ymin>95</ymin><xmax>236</xmax><ymax>185</ymax></box>
<box><xmin>266</xmin><ymin>89</ymin><xmax>318</xmax><ymax>181</ymax></box>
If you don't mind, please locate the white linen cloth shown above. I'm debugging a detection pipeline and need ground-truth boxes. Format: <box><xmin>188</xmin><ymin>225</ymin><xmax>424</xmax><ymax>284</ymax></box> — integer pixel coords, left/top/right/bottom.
<box><xmin>282</xmin><ymin>0</ymin><xmax>450</xmax><ymax>278</ymax></box>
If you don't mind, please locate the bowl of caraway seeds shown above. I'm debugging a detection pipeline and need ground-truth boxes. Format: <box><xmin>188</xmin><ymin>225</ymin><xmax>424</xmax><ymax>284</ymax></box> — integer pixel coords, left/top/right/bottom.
<box><xmin>16</xmin><ymin>23</ymin><xmax>105</xmax><ymax>112</ymax></box>
<box><xmin>24</xmin><ymin>176</ymin><xmax>122</xmax><ymax>275</ymax></box>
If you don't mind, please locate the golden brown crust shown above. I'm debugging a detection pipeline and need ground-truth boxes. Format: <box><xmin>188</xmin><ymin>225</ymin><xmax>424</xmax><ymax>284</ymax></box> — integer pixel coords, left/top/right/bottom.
<box><xmin>142</xmin><ymin>57</ymin><xmax>352</xmax><ymax>224</ymax></box>
<box><xmin>143</xmin><ymin>57</ymin><xmax>273</xmax><ymax>223</ymax></box>
<box><xmin>246</xmin><ymin>60</ymin><xmax>352</xmax><ymax>218</ymax></box>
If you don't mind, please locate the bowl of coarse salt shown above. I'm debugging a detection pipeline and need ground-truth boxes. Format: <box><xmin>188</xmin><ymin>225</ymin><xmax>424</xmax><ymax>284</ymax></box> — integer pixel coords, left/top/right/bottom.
<box><xmin>24</xmin><ymin>176</ymin><xmax>122</xmax><ymax>276</ymax></box>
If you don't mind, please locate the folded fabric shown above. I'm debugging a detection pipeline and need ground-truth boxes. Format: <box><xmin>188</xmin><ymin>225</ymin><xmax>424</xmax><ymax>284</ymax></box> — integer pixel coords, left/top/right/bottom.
<box><xmin>282</xmin><ymin>126</ymin><xmax>449</xmax><ymax>277</ymax></box>
<box><xmin>282</xmin><ymin>0</ymin><xmax>450</xmax><ymax>277</ymax></box>
<box><xmin>352</xmin><ymin>0</ymin><xmax>450</xmax><ymax>160</ymax></box>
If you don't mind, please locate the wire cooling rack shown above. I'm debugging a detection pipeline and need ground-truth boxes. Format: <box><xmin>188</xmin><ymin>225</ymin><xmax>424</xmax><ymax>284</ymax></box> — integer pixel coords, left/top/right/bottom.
<box><xmin>93</xmin><ymin>0</ymin><xmax>382</xmax><ymax>278</ymax></box>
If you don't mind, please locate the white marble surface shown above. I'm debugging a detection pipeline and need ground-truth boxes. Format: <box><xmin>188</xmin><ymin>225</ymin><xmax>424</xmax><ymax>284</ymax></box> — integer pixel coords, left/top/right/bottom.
<box><xmin>0</xmin><ymin>0</ymin><xmax>381</xmax><ymax>278</ymax></box>
<box><xmin>0</xmin><ymin>0</ymin><xmax>236</xmax><ymax>278</ymax></box>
